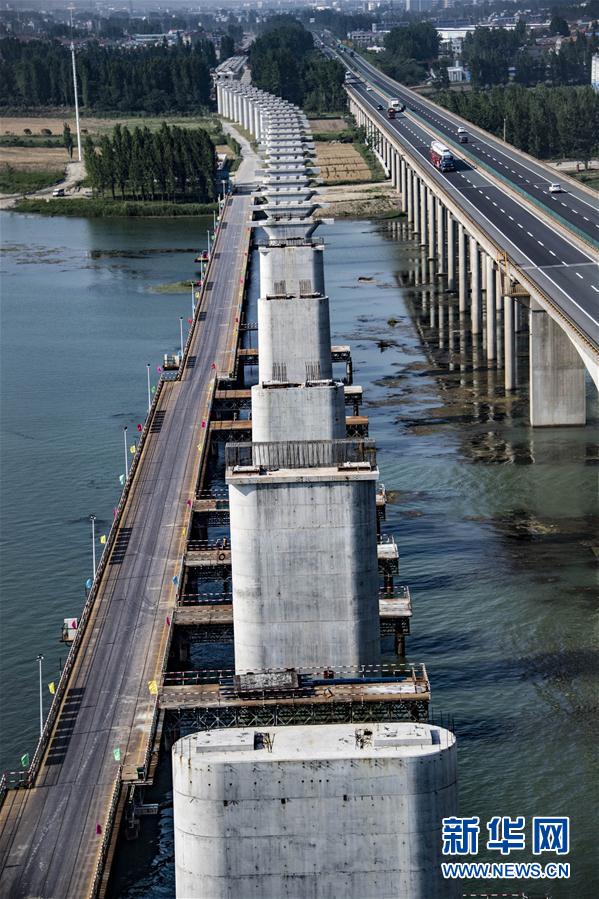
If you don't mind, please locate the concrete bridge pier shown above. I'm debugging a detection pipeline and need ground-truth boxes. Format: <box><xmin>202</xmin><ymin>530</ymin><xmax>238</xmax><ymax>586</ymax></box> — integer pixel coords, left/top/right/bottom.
<box><xmin>529</xmin><ymin>301</ymin><xmax>586</xmax><ymax>426</ymax></box>
<box><xmin>458</xmin><ymin>223</ymin><xmax>468</xmax><ymax>315</ymax></box>
<box><xmin>400</xmin><ymin>157</ymin><xmax>407</xmax><ymax>214</ymax></box>
<box><xmin>412</xmin><ymin>175</ymin><xmax>420</xmax><ymax>237</ymax></box>
<box><xmin>436</xmin><ymin>198</ymin><xmax>446</xmax><ymax>278</ymax></box>
<box><xmin>469</xmin><ymin>237</ymin><xmax>482</xmax><ymax>335</ymax></box>
<box><xmin>485</xmin><ymin>254</ymin><xmax>497</xmax><ymax>363</ymax></box>
<box><xmin>427</xmin><ymin>189</ymin><xmax>436</xmax><ymax>263</ymax></box>
<box><xmin>406</xmin><ymin>168</ymin><xmax>414</xmax><ymax>226</ymax></box>
<box><xmin>446</xmin><ymin>215</ymin><xmax>456</xmax><ymax>292</ymax></box>
<box><xmin>419</xmin><ymin>182</ymin><xmax>427</xmax><ymax>247</ymax></box>
<box><xmin>503</xmin><ymin>295</ymin><xmax>516</xmax><ymax>391</ymax></box>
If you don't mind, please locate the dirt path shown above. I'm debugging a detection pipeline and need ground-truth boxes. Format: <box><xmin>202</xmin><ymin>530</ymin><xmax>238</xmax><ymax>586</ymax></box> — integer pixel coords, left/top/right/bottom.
<box><xmin>0</xmin><ymin>159</ymin><xmax>86</xmax><ymax>210</ymax></box>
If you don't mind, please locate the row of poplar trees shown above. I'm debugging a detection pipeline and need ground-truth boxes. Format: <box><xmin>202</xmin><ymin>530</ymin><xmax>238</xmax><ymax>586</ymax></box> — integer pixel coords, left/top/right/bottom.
<box><xmin>84</xmin><ymin>123</ymin><xmax>217</xmax><ymax>202</ymax></box>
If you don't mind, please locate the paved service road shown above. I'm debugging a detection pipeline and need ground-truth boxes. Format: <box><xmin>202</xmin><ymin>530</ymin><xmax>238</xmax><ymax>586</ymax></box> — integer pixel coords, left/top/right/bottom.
<box><xmin>333</xmin><ymin>47</ymin><xmax>599</xmax><ymax>248</ymax></box>
<box><xmin>0</xmin><ymin>191</ymin><xmax>252</xmax><ymax>898</ymax></box>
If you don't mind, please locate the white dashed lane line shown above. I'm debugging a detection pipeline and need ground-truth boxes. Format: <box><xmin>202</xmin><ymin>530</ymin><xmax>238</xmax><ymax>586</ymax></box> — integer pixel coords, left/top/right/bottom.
<box><xmin>576</xmin><ymin>273</ymin><xmax>584</xmax><ymax>279</ymax></box>
<box><xmin>549</xmin><ymin>250</ymin><xmax>556</xmax><ymax>256</ymax></box>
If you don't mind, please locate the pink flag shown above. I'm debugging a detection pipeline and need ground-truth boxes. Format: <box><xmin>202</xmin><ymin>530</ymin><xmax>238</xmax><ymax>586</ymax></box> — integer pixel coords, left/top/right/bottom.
<box><xmin>96</xmin><ymin>824</ymin><xmax>102</xmax><ymax>835</ymax></box>
<box><xmin>166</xmin><ymin>616</ymin><xmax>171</xmax><ymax>626</ymax></box>
<box><xmin>157</xmin><ymin>366</ymin><xmax>162</xmax><ymax>373</ymax></box>
<box><xmin>201</xmin><ymin>420</ymin><xmax>206</xmax><ymax>429</ymax></box>
<box><xmin>188</xmin><ymin>318</ymin><xmax>193</xmax><ymax>324</ymax></box>
<box><xmin>113</xmin><ymin>508</ymin><xmax>118</xmax><ymax>518</ymax></box>
<box><xmin>211</xmin><ymin>362</ymin><xmax>216</xmax><ymax>369</ymax></box>
<box><xmin>186</xmin><ymin>499</ymin><xmax>192</xmax><ymax>507</ymax></box>
<box><xmin>137</xmin><ymin>424</ymin><xmax>142</xmax><ymax>432</ymax></box>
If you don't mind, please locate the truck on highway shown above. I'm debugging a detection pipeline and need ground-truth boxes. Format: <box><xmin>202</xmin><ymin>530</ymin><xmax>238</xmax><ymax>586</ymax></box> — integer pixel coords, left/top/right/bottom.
<box><xmin>389</xmin><ymin>98</ymin><xmax>400</xmax><ymax>110</ymax></box>
<box><xmin>430</xmin><ymin>140</ymin><xmax>456</xmax><ymax>172</ymax></box>
<box><xmin>457</xmin><ymin>127</ymin><xmax>468</xmax><ymax>143</ymax></box>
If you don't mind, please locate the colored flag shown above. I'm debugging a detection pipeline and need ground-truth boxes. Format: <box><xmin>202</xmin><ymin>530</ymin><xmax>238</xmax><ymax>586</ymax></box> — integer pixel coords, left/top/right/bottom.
<box><xmin>172</xmin><ymin>575</ymin><xmax>178</xmax><ymax>585</ymax></box>
<box><xmin>211</xmin><ymin>362</ymin><xmax>216</xmax><ymax>369</ymax></box>
<box><xmin>96</xmin><ymin>824</ymin><xmax>102</xmax><ymax>835</ymax></box>
<box><xmin>194</xmin><ymin>291</ymin><xmax>200</xmax><ymax>300</ymax></box>
<box><xmin>48</xmin><ymin>682</ymin><xmax>55</xmax><ymax>695</ymax></box>
<box><xmin>113</xmin><ymin>508</ymin><xmax>118</xmax><ymax>518</ymax></box>
<box><xmin>166</xmin><ymin>616</ymin><xmax>171</xmax><ymax>626</ymax></box>
<box><xmin>187</xmin><ymin>318</ymin><xmax>193</xmax><ymax>325</ymax></box>
<box><xmin>157</xmin><ymin>366</ymin><xmax>162</xmax><ymax>373</ymax></box>
<box><xmin>100</xmin><ymin>535</ymin><xmax>107</xmax><ymax>545</ymax></box>
<box><xmin>148</xmin><ymin>680</ymin><xmax>158</xmax><ymax>695</ymax></box>
<box><xmin>85</xmin><ymin>577</ymin><xmax>93</xmax><ymax>590</ymax></box>
<box><xmin>186</xmin><ymin>499</ymin><xmax>192</xmax><ymax>507</ymax></box>
<box><xmin>129</xmin><ymin>445</ymin><xmax>136</xmax><ymax>454</ymax></box>
<box><xmin>113</xmin><ymin>747</ymin><xmax>121</xmax><ymax>762</ymax></box>
<box><xmin>70</xmin><ymin>619</ymin><xmax>78</xmax><ymax>629</ymax></box>
<box><xmin>201</xmin><ymin>420</ymin><xmax>206</xmax><ymax>429</ymax></box>
<box><xmin>20</xmin><ymin>753</ymin><xmax>29</xmax><ymax>768</ymax></box>
<box><xmin>137</xmin><ymin>423</ymin><xmax>142</xmax><ymax>432</ymax></box>
<box><xmin>151</xmin><ymin>385</ymin><xmax>156</xmax><ymax>394</ymax></box>
<box><xmin>119</xmin><ymin>474</ymin><xmax>125</xmax><ymax>486</ymax></box>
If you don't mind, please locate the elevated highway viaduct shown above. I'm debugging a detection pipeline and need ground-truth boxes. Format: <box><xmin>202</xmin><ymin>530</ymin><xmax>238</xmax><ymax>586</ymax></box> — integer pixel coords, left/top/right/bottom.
<box><xmin>325</xmin><ymin>41</ymin><xmax>599</xmax><ymax>427</ymax></box>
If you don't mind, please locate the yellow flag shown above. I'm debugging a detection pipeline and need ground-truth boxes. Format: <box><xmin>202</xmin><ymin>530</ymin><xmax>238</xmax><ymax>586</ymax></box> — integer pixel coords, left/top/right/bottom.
<box><xmin>129</xmin><ymin>444</ymin><xmax>136</xmax><ymax>454</ymax></box>
<box><xmin>148</xmin><ymin>680</ymin><xmax>158</xmax><ymax>695</ymax></box>
<box><xmin>100</xmin><ymin>535</ymin><xmax>107</xmax><ymax>544</ymax></box>
<box><xmin>48</xmin><ymin>682</ymin><xmax>55</xmax><ymax>695</ymax></box>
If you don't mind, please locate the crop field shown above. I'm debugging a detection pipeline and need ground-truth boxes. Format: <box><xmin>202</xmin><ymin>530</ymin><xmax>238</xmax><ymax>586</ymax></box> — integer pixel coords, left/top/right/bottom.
<box><xmin>315</xmin><ymin>141</ymin><xmax>372</xmax><ymax>184</ymax></box>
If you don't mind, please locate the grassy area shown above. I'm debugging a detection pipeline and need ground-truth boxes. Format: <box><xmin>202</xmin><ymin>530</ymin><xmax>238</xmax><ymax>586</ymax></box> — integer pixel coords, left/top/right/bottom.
<box><xmin>569</xmin><ymin>170</ymin><xmax>599</xmax><ymax>192</ymax></box>
<box><xmin>0</xmin><ymin>164</ymin><xmax>63</xmax><ymax>193</ymax></box>
<box><xmin>354</xmin><ymin>141</ymin><xmax>387</xmax><ymax>182</ymax></box>
<box><xmin>151</xmin><ymin>281</ymin><xmax>192</xmax><ymax>294</ymax></box>
<box><xmin>14</xmin><ymin>198</ymin><xmax>218</xmax><ymax>217</ymax></box>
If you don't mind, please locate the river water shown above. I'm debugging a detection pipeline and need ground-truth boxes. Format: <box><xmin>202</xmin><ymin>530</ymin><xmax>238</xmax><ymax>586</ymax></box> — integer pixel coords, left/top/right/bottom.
<box><xmin>0</xmin><ymin>212</ymin><xmax>597</xmax><ymax>897</ymax></box>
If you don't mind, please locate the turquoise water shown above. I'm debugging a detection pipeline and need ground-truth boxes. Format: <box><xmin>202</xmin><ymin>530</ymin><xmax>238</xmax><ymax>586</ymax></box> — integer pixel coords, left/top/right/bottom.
<box><xmin>1</xmin><ymin>212</ymin><xmax>597</xmax><ymax>897</ymax></box>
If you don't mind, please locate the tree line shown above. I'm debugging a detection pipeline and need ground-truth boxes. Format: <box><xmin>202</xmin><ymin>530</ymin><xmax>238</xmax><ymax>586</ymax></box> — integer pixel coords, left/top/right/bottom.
<box><xmin>434</xmin><ymin>85</ymin><xmax>599</xmax><ymax>164</ymax></box>
<box><xmin>84</xmin><ymin>123</ymin><xmax>217</xmax><ymax>201</ymax></box>
<box><xmin>0</xmin><ymin>38</ymin><xmax>215</xmax><ymax>113</ymax></box>
<box><xmin>377</xmin><ymin>23</ymin><xmax>440</xmax><ymax>86</ymax></box>
<box><xmin>249</xmin><ymin>18</ymin><xmax>346</xmax><ymax>112</ymax></box>
<box><xmin>462</xmin><ymin>25</ymin><xmax>598</xmax><ymax>87</ymax></box>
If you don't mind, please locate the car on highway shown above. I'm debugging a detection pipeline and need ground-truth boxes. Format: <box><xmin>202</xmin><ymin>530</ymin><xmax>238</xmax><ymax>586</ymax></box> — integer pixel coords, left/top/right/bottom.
<box><xmin>366</xmin><ymin>86</ymin><xmax>372</xmax><ymax>91</ymax></box>
<box><xmin>377</xmin><ymin>103</ymin><xmax>383</xmax><ymax>110</ymax></box>
<box><xmin>549</xmin><ymin>183</ymin><xmax>563</xmax><ymax>193</ymax></box>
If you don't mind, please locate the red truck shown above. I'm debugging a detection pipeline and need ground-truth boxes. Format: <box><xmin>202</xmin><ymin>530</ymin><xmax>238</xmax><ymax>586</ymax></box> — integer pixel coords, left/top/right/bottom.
<box><xmin>430</xmin><ymin>140</ymin><xmax>456</xmax><ymax>172</ymax></box>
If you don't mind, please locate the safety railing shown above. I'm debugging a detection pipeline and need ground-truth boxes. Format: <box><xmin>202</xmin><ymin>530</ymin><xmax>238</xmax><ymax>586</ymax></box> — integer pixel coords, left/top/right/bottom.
<box><xmin>88</xmin><ymin>766</ymin><xmax>122</xmax><ymax>899</ymax></box>
<box><xmin>226</xmin><ymin>438</ymin><xmax>376</xmax><ymax>471</ymax></box>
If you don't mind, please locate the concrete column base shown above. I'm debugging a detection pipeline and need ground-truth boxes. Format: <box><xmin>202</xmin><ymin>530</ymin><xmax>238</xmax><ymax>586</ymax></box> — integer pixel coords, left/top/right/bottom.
<box><xmin>529</xmin><ymin>302</ymin><xmax>586</xmax><ymax>426</ymax></box>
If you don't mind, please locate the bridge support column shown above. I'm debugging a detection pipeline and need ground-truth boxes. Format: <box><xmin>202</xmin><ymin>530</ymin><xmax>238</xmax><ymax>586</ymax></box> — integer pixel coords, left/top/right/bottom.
<box><xmin>503</xmin><ymin>295</ymin><xmax>516</xmax><ymax>391</ymax></box>
<box><xmin>458</xmin><ymin>223</ymin><xmax>468</xmax><ymax>314</ymax></box>
<box><xmin>436</xmin><ymin>199</ymin><xmax>446</xmax><ymax>276</ymax></box>
<box><xmin>419</xmin><ymin>182</ymin><xmax>427</xmax><ymax>247</ymax></box>
<box><xmin>427</xmin><ymin>189</ymin><xmax>435</xmax><ymax>260</ymax></box>
<box><xmin>406</xmin><ymin>168</ymin><xmax>413</xmax><ymax>224</ymax></box>
<box><xmin>529</xmin><ymin>301</ymin><xmax>586</xmax><ymax>426</ymax></box>
<box><xmin>413</xmin><ymin>176</ymin><xmax>420</xmax><ymax>236</ymax></box>
<box><xmin>400</xmin><ymin>158</ymin><xmax>407</xmax><ymax>213</ymax></box>
<box><xmin>469</xmin><ymin>238</ymin><xmax>481</xmax><ymax>335</ymax></box>
<box><xmin>485</xmin><ymin>255</ymin><xmax>497</xmax><ymax>362</ymax></box>
<box><xmin>446</xmin><ymin>215</ymin><xmax>456</xmax><ymax>292</ymax></box>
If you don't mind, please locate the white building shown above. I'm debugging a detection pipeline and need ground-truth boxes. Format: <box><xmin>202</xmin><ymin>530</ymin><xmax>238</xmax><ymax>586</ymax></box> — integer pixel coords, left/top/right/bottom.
<box><xmin>592</xmin><ymin>54</ymin><xmax>599</xmax><ymax>92</ymax></box>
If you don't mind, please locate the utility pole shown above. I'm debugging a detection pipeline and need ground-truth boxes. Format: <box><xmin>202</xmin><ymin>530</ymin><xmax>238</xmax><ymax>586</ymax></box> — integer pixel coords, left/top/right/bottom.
<box><xmin>70</xmin><ymin>43</ymin><xmax>82</xmax><ymax>162</ymax></box>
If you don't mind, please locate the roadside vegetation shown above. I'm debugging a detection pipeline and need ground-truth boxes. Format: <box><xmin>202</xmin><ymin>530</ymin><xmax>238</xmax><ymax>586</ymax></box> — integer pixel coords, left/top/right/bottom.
<box><xmin>432</xmin><ymin>84</ymin><xmax>599</xmax><ymax>166</ymax></box>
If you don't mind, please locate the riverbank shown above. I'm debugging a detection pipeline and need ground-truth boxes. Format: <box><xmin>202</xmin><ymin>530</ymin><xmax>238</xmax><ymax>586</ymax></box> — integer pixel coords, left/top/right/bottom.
<box><xmin>12</xmin><ymin>197</ymin><xmax>219</xmax><ymax>217</ymax></box>
<box><xmin>316</xmin><ymin>179</ymin><xmax>401</xmax><ymax>218</ymax></box>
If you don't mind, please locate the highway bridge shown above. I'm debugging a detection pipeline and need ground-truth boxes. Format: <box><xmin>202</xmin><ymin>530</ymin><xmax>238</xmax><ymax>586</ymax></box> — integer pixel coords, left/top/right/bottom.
<box><xmin>0</xmin><ymin>183</ymin><xmax>253</xmax><ymax>898</ymax></box>
<box><xmin>325</xmin><ymin>41</ymin><xmax>598</xmax><ymax>426</ymax></box>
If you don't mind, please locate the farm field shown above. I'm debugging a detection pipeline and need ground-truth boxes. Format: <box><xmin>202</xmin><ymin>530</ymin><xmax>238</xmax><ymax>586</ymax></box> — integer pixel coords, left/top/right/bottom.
<box><xmin>315</xmin><ymin>141</ymin><xmax>372</xmax><ymax>184</ymax></box>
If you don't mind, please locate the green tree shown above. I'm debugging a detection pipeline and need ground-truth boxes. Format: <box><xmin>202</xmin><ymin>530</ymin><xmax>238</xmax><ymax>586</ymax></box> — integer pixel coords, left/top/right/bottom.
<box><xmin>63</xmin><ymin>122</ymin><xmax>73</xmax><ymax>159</ymax></box>
<box><xmin>549</xmin><ymin>15</ymin><xmax>570</xmax><ymax>37</ymax></box>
